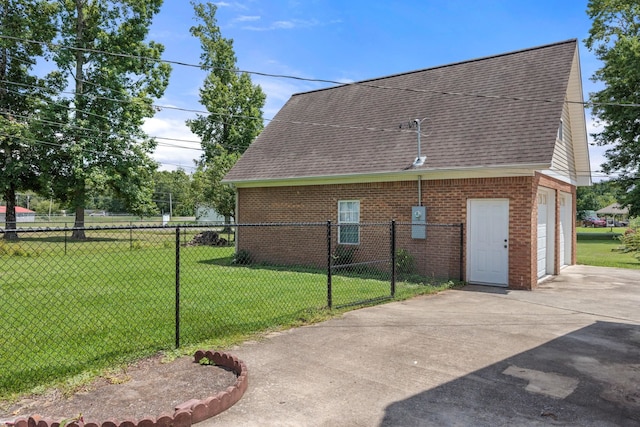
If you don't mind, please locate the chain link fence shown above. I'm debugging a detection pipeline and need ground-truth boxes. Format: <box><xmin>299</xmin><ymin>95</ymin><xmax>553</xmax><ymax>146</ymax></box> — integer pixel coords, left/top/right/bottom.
<box><xmin>0</xmin><ymin>221</ymin><xmax>462</xmax><ymax>397</ymax></box>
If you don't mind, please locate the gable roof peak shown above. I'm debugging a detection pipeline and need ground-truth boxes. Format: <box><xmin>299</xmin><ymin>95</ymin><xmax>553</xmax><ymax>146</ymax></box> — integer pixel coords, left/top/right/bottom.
<box><xmin>225</xmin><ymin>39</ymin><xmax>584</xmax><ymax>185</ymax></box>
<box><xmin>292</xmin><ymin>39</ymin><xmax>579</xmax><ymax>98</ymax></box>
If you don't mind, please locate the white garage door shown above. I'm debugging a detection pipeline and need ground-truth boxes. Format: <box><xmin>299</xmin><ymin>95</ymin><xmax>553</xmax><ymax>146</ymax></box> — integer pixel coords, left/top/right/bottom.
<box><xmin>559</xmin><ymin>193</ymin><xmax>572</xmax><ymax>267</ymax></box>
<box><xmin>537</xmin><ymin>192</ymin><xmax>548</xmax><ymax>278</ymax></box>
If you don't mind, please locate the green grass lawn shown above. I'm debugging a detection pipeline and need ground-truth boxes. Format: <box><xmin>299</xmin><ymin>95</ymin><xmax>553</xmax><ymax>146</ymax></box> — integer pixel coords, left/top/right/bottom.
<box><xmin>0</xmin><ymin>228</ymin><xmax>454</xmax><ymax>399</ymax></box>
<box><xmin>576</xmin><ymin>227</ymin><xmax>640</xmax><ymax>269</ymax></box>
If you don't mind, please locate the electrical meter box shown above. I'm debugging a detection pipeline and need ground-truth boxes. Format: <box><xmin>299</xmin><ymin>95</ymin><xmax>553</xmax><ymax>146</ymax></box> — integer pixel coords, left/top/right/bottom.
<box><xmin>411</xmin><ymin>206</ymin><xmax>426</xmax><ymax>239</ymax></box>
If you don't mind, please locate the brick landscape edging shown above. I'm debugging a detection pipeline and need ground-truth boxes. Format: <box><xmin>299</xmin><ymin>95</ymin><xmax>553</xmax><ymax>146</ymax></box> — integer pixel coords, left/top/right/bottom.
<box><xmin>9</xmin><ymin>350</ymin><xmax>248</xmax><ymax>427</ymax></box>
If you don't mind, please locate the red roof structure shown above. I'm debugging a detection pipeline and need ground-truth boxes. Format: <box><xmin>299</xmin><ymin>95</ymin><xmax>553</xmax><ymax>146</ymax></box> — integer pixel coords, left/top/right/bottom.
<box><xmin>0</xmin><ymin>206</ymin><xmax>35</xmax><ymax>214</ymax></box>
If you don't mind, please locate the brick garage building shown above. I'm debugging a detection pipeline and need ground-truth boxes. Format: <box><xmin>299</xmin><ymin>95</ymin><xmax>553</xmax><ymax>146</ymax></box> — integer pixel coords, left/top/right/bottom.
<box><xmin>224</xmin><ymin>40</ymin><xmax>590</xmax><ymax>290</ymax></box>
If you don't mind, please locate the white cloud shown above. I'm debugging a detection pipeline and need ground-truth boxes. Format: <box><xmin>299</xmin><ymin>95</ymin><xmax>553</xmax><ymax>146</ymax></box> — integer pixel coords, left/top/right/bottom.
<box><xmin>242</xmin><ymin>18</ymin><xmax>325</xmax><ymax>31</ymax></box>
<box><xmin>272</xmin><ymin>20</ymin><xmax>297</xmax><ymax>29</ymax></box>
<box><xmin>215</xmin><ymin>1</ymin><xmax>248</xmax><ymax>10</ymax></box>
<box><xmin>143</xmin><ymin>116</ymin><xmax>202</xmax><ymax>172</ymax></box>
<box><xmin>234</xmin><ymin>15</ymin><xmax>260</xmax><ymax>22</ymax></box>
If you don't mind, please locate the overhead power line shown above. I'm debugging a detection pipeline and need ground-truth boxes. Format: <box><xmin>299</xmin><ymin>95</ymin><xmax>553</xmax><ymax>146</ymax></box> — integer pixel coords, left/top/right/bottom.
<box><xmin>1</xmin><ymin>79</ymin><xmax>430</xmax><ymax>143</ymax></box>
<box><xmin>0</xmin><ymin>129</ymin><xmax>615</xmax><ymax>179</ymax></box>
<box><xmin>0</xmin><ymin>35</ymin><xmax>619</xmax><ymax>179</ymax></box>
<box><xmin>0</xmin><ymin>131</ymin><xmax>197</xmax><ymax>170</ymax></box>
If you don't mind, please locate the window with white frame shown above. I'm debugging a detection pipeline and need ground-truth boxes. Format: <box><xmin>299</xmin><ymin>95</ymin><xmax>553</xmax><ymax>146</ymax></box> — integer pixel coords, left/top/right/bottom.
<box><xmin>338</xmin><ymin>200</ymin><xmax>360</xmax><ymax>244</ymax></box>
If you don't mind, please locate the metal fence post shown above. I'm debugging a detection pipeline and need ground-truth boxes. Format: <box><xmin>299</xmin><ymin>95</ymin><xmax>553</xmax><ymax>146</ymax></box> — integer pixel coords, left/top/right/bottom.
<box><xmin>459</xmin><ymin>223</ymin><xmax>464</xmax><ymax>281</ymax></box>
<box><xmin>175</xmin><ymin>226</ymin><xmax>181</xmax><ymax>348</ymax></box>
<box><xmin>64</xmin><ymin>222</ymin><xmax>67</xmax><ymax>255</ymax></box>
<box><xmin>327</xmin><ymin>220</ymin><xmax>332</xmax><ymax>309</ymax></box>
<box><xmin>391</xmin><ymin>220</ymin><xmax>396</xmax><ymax>298</ymax></box>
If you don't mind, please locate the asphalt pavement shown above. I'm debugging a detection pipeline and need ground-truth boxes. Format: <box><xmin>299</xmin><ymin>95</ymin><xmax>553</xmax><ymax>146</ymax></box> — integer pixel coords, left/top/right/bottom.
<box><xmin>201</xmin><ymin>265</ymin><xmax>640</xmax><ymax>426</ymax></box>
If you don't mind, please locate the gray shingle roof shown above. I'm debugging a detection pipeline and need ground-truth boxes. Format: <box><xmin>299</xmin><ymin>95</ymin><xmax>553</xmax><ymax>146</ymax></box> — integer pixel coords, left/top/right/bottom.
<box><xmin>225</xmin><ymin>39</ymin><xmax>578</xmax><ymax>183</ymax></box>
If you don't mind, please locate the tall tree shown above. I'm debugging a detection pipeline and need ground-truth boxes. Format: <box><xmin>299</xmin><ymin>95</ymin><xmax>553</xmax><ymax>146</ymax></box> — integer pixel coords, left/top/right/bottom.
<box><xmin>191</xmin><ymin>152</ymin><xmax>238</xmax><ymax>220</ymax></box>
<box><xmin>187</xmin><ymin>1</ymin><xmax>265</xmax><ymax>221</ymax></box>
<box><xmin>0</xmin><ymin>0</ymin><xmax>57</xmax><ymax>240</ymax></box>
<box><xmin>585</xmin><ymin>0</ymin><xmax>640</xmax><ymax>216</ymax></box>
<box><xmin>152</xmin><ymin>169</ymin><xmax>194</xmax><ymax>216</ymax></box>
<box><xmin>577</xmin><ymin>180</ymin><xmax>622</xmax><ymax>216</ymax></box>
<box><xmin>45</xmin><ymin>0</ymin><xmax>170</xmax><ymax>238</ymax></box>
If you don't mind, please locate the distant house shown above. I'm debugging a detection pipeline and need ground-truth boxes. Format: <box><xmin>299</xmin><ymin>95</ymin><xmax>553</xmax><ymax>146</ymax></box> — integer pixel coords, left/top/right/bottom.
<box><xmin>0</xmin><ymin>206</ymin><xmax>36</xmax><ymax>223</ymax></box>
<box><xmin>223</xmin><ymin>40</ymin><xmax>590</xmax><ymax>290</ymax></box>
<box><xmin>597</xmin><ymin>203</ymin><xmax>630</xmax><ymax>226</ymax></box>
<box><xmin>596</xmin><ymin>203</ymin><xmax>629</xmax><ymax>217</ymax></box>
<box><xmin>196</xmin><ymin>205</ymin><xmax>226</xmax><ymax>223</ymax></box>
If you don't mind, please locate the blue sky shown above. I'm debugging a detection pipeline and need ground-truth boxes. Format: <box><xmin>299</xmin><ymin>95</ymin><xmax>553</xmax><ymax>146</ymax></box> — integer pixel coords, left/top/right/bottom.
<box><xmin>144</xmin><ymin>0</ymin><xmax>607</xmax><ymax>178</ymax></box>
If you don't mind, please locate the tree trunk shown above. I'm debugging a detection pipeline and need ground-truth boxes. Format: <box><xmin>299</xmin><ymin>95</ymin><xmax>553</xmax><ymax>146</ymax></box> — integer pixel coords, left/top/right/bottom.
<box><xmin>70</xmin><ymin>0</ymin><xmax>86</xmax><ymax>241</ymax></box>
<box><xmin>3</xmin><ymin>185</ymin><xmax>19</xmax><ymax>240</ymax></box>
<box><xmin>72</xmin><ymin>185</ymin><xmax>86</xmax><ymax>240</ymax></box>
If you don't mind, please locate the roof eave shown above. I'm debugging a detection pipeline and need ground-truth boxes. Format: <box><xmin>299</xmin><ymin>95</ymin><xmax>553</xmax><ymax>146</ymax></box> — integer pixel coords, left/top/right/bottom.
<box><xmin>567</xmin><ymin>45</ymin><xmax>592</xmax><ymax>187</ymax></box>
<box><xmin>224</xmin><ymin>163</ymin><xmax>552</xmax><ymax>188</ymax></box>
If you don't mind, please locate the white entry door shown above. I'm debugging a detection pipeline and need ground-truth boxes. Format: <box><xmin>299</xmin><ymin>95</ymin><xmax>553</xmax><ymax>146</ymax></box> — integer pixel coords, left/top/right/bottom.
<box><xmin>467</xmin><ymin>199</ymin><xmax>509</xmax><ymax>286</ymax></box>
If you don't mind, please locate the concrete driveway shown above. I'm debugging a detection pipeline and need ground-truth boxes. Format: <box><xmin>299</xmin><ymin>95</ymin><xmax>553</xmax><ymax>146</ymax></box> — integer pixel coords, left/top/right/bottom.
<box><xmin>201</xmin><ymin>265</ymin><xmax>640</xmax><ymax>426</ymax></box>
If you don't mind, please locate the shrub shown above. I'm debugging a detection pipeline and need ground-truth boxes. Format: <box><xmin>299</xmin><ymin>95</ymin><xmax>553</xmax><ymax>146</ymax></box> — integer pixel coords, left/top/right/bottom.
<box><xmin>396</xmin><ymin>249</ymin><xmax>416</xmax><ymax>276</ymax></box>
<box><xmin>619</xmin><ymin>228</ymin><xmax>640</xmax><ymax>259</ymax></box>
<box><xmin>0</xmin><ymin>241</ymin><xmax>40</xmax><ymax>257</ymax></box>
<box><xmin>332</xmin><ymin>245</ymin><xmax>357</xmax><ymax>266</ymax></box>
<box><xmin>233</xmin><ymin>249</ymin><xmax>252</xmax><ymax>265</ymax></box>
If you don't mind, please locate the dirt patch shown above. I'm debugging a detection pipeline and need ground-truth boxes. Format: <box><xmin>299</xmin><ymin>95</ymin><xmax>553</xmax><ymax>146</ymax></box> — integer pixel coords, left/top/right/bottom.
<box><xmin>1</xmin><ymin>354</ymin><xmax>237</xmax><ymax>425</ymax></box>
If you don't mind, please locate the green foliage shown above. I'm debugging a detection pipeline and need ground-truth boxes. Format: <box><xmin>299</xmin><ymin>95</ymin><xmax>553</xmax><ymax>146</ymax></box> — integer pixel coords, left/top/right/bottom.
<box><xmin>0</xmin><ymin>0</ymin><xmax>58</xmax><ymax>239</ymax></box>
<box><xmin>395</xmin><ymin>249</ymin><xmax>416</xmax><ymax>276</ymax></box>
<box><xmin>41</xmin><ymin>0</ymin><xmax>171</xmax><ymax>234</ymax></box>
<box><xmin>192</xmin><ymin>152</ymin><xmax>239</xmax><ymax>220</ymax></box>
<box><xmin>153</xmin><ymin>169</ymin><xmax>194</xmax><ymax>216</ymax></box>
<box><xmin>618</xmin><ymin>229</ymin><xmax>640</xmax><ymax>259</ymax></box>
<box><xmin>0</xmin><ymin>241</ymin><xmax>40</xmax><ymax>257</ymax></box>
<box><xmin>585</xmin><ymin>0</ymin><xmax>640</xmax><ymax>216</ymax></box>
<box><xmin>576</xmin><ymin>180</ymin><xmax>624</xmax><ymax>219</ymax></box>
<box><xmin>198</xmin><ymin>357</ymin><xmax>216</xmax><ymax>366</ymax></box>
<box><xmin>33</xmin><ymin>198</ymin><xmax>61</xmax><ymax>215</ymax></box>
<box><xmin>332</xmin><ymin>245</ymin><xmax>357</xmax><ymax>266</ymax></box>
<box><xmin>232</xmin><ymin>248</ymin><xmax>252</xmax><ymax>265</ymax></box>
<box><xmin>186</xmin><ymin>1</ymin><xmax>266</xmax><ymax>220</ymax></box>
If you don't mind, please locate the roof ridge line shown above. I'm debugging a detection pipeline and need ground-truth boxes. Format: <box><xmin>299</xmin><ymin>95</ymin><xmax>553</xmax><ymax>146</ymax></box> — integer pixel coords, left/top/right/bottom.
<box><xmin>292</xmin><ymin>38</ymin><xmax>578</xmax><ymax>97</ymax></box>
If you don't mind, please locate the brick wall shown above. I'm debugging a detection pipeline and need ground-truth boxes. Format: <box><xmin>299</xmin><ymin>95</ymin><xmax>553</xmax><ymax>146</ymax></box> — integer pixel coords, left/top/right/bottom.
<box><xmin>236</xmin><ymin>174</ymin><xmax>575</xmax><ymax>290</ymax></box>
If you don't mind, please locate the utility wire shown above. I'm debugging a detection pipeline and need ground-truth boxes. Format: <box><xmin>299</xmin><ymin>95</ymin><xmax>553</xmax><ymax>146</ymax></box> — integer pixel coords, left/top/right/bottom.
<box><xmin>1</xmin><ymin>79</ymin><xmax>429</xmax><ymax>140</ymax></box>
<box><xmin>0</xmin><ymin>36</ymin><xmax>619</xmax><ymax>179</ymax></box>
<box><xmin>0</xmin><ymin>129</ymin><xmax>613</xmax><ymax>179</ymax></box>
<box><xmin>2</xmin><ymin>34</ymin><xmax>640</xmax><ymax>108</ymax></box>
<box><xmin>2</xmin><ymin>110</ymin><xmax>205</xmax><ymax>153</ymax></box>
<box><xmin>0</xmin><ymin>100</ymin><xmax>615</xmax><ymax>178</ymax></box>
<box><xmin>0</xmin><ymin>131</ymin><xmax>198</xmax><ymax>170</ymax></box>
